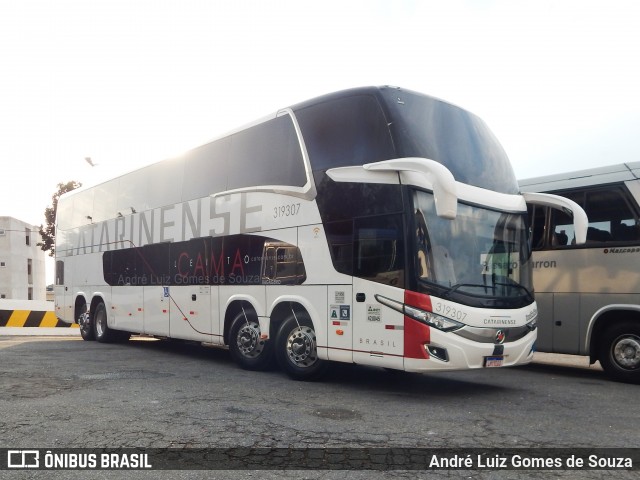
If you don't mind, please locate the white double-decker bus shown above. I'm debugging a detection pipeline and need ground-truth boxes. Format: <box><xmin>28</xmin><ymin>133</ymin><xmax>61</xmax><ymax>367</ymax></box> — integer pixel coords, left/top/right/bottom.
<box><xmin>54</xmin><ymin>86</ymin><xmax>586</xmax><ymax>380</ymax></box>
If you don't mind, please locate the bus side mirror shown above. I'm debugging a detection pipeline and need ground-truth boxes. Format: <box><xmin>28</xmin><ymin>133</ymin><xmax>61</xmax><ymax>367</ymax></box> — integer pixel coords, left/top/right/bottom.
<box><xmin>363</xmin><ymin>158</ymin><xmax>458</xmax><ymax>219</ymax></box>
<box><xmin>522</xmin><ymin>192</ymin><xmax>589</xmax><ymax>245</ymax></box>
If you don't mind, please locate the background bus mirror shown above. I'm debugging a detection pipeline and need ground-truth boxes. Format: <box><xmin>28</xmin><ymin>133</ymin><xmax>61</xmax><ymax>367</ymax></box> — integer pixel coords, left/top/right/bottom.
<box><xmin>363</xmin><ymin>158</ymin><xmax>458</xmax><ymax>219</ymax></box>
<box><xmin>522</xmin><ymin>192</ymin><xmax>589</xmax><ymax>245</ymax></box>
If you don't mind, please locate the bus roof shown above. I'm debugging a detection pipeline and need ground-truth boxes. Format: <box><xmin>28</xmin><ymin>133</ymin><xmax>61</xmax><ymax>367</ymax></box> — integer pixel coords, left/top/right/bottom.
<box><xmin>62</xmin><ymin>85</ymin><xmax>510</xmax><ymax>203</ymax></box>
<box><xmin>519</xmin><ymin>161</ymin><xmax>640</xmax><ymax>192</ymax></box>
<box><xmin>290</xmin><ymin>85</ymin><xmax>454</xmax><ymax>111</ymax></box>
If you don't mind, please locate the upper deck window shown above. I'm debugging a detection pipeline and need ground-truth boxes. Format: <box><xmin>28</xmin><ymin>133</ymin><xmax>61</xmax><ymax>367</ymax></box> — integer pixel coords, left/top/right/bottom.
<box><xmin>227</xmin><ymin>113</ymin><xmax>306</xmax><ymax>190</ymax></box>
<box><xmin>294</xmin><ymin>94</ymin><xmax>396</xmax><ymax>172</ymax></box>
<box><xmin>182</xmin><ymin>113</ymin><xmax>307</xmax><ymax>200</ymax></box>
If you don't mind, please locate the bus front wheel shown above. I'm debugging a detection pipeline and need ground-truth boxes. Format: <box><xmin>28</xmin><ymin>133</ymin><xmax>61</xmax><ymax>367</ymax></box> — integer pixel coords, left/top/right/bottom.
<box><xmin>599</xmin><ymin>322</ymin><xmax>640</xmax><ymax>384</ymax></box>
<box><xmin>275</xmin><ymin>312</ymin><xmax>327</xmax><ymax>381</ymax></box>
<box><xmin>228</xmin><ymin>311</ymin><xmax>274</xmax><ymax>370</ymax></box>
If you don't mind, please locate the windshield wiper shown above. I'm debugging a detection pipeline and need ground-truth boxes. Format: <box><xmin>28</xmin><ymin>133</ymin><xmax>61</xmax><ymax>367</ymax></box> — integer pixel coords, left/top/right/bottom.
<box><xmin>491</xmin><ymin>281</ymin><xmax>529</xmax><ymax>296</ymax></box>
<box><xmin>442</xmin><ymin>281</ymin><xmax>529</xmax><ymax>298</ymax></box>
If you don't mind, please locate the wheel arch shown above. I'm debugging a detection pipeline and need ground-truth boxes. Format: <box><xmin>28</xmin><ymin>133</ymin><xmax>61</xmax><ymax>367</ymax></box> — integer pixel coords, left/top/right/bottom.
<box><xmin>74</xmin><ymin>293</ymin><xmax>108</xmax><ymax>324</ymax></box>
<box><xmin>223</xmin><ymin>295</ymin><xmax>320</xmax><ymax>348</ymax></box>
<box><xmin>267</xmin><ymin>296</ymin><xmax>324</xmax><ymax>357</ymax></box>
<box><xmin>588</xmin><ymin>304</ymin><xmax>640</xmax><ymax>364</ymax></box>
<box><xmin>73</xmin><ymin>293</ymin><xmax>89</xmax><ymax>323</ymax></box>
<box><xmin>269</xmin><ymin>301</ymin><xmax>306</xmax><ymax>340</ymax></box>
<box><xmin>89</xmin><ymin>294</ymin><xmax>106</xmax><ymax>309</ymax></box>
<box><xmin>223</xmin><ymin>297</ymin><xmax>259</xmax><ymax>346</ymax></box>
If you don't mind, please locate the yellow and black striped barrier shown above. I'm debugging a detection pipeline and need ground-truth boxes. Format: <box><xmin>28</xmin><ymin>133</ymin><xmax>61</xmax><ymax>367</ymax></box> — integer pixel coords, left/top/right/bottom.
<box><xmin>0</xmin><ymin>309</ymin><xmax>78</xmax><ymax>328</ymax></box>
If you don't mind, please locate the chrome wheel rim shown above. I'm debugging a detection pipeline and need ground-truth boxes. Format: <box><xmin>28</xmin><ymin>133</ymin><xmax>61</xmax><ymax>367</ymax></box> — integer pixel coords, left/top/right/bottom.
<box><xmin>95</xmin><ymin>308</ymin><xmax>107</xmax><ymax>338</ymax></box>
<box><xmin>236</xmin><ymin>321</ymin><xmax>264</xmax><ymax>358</ymax></box>
<box><xmin>285</xmin><ymin>326</ymin><xmax>318</xmax><ymax>368</ymax></box>
<box><xmin>612</xmin><ymin>334</ymin><xmax>640</xmax><ymax>370</ymax></box>
<box><xmin>78</xmin><ymin>306</ymin><xmax>90</xmax><ymax>335</ymax></box>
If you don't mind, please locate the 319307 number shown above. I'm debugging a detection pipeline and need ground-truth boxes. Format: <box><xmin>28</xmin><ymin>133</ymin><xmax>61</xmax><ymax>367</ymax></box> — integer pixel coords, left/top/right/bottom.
<box><xmin>273</xmin><ymin>203</ymin><xmax>301</xmax><ymax>219</ymax></box>
<box><xmin>433</xmin><ymin>302</ymin><xmax>468</xmax><ymax>322</ymax></box>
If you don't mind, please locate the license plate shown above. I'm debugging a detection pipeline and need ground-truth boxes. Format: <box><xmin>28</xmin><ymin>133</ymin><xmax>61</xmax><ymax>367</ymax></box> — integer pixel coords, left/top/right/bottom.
<box><xmin>484</xmin><ymin>356</ymin><xmax>504</xmax><ymax>368</ymax></box>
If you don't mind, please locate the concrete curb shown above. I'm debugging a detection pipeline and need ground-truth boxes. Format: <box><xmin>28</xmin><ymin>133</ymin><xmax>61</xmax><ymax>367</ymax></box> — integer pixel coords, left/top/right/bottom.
<box><xmin>0</xmin><ymin>326</ymin><xmax>80</xmax><ymax>336</ymax></box>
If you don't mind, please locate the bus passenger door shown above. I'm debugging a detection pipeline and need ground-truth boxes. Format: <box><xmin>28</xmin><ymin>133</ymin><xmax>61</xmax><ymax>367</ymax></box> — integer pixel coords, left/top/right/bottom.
<box><xmin>54</xmin><ymin>259</ymin><xmax>73</xmax><ymax>323</ymax></box>
<box><xmin>352</xmin><ymin>279</ymin><xmax>404</xmax><ymax>369</ymax></box>
<box><xmin>551</xmin><ymin>293</ymin><xmax>581</xmax><ymax>354</ymax></box>
<box><xmin>533</xmin><ymin>292</ymin><xmax>553</xmax><ymax>352</ymax></box>
<box><xmin>350</xmin><ymin>215</ymin><xmax>406</xmax><ymax>369</ymax></box>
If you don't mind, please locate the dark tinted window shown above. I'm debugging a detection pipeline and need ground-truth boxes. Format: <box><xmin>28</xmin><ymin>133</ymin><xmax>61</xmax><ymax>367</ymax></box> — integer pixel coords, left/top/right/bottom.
<box><xmin>261</xmin><ymin>244</ymin><xmax>307</xmax><ymax>285</ymax></box>
<box><xmin>527</xmin><ymin>204</ymin><xmax>547</xmax><ymax>250</ymax></box>
<box><xmin>584</xmin><ymin>187</ymin><xmax>640</xmax><ymax>243</ymax></box>
<box><xmin>140</xmin><ymin>243</ymin><xmax>171</xmax><ymax>283</ymax></box>
<box><xmin>104</xmin><ymin>247</ymin><xmax>141</xmax><ymax>286</ymax></box>
<box><xmin>531</xmin><ymin>185</ymin><xmax>640</xmax><ymax>250</ymax></box>
<box><xmin>294</xmin><ymin>94</ymin><xmax>396</xmax><ymax>172</ymax></box>
<box><xmin>380</xmin><ymin>89</ymin><xmax>518</xmax><ymax>194</ymax></box>
<box><xmin>318</xmin><ymin>181</ymin><xmax>405</xmax><ymax>281</ymax></box>
<box><xmin>324</xmin><ymin>214</ymin><xmax>405</xmax><ymax>287</ymax></box>
<box><xmin>324</xmin><ymin>220</ymin><xmax>353</xmax><ymax>276</ymax></box>
<box><xmin>228</xmin><ymin>114</ymin><xmax>306</xmax><ymax>190</ymax></box>
<box><xmin>548</xmin><ymin>190</ymin><xmax>582</xmax><ymax>247</ymax></box>
<box><xmin>102</xmin><ymin>235</ymin><xmax>306</xmax><ymax>286</ymax></box>
<box><xmin>315</xmin><ymin>180</ymin><xmax>403</xmax><ymax>223</ymax></box>
<box><xmin>354</xmin><ymin>214</ymin><xmax>405</xmax><ymax>287</ymax></box>
<box><xmin>183</xmin><ymin>114</ymin><xmax>305</xmax><ymax>200</ymax></box>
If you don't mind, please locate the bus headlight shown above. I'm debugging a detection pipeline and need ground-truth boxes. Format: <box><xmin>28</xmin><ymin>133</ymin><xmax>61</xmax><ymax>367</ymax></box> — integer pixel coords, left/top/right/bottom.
<box><xmin>404</xmin><ymin>305</ymin><xmax>464</xmax><ymax>332</ymax></box>
<box><xmin>374</xmin><ymin>293</ymin><xmax>464</xmax><ymax>332</ymax></box>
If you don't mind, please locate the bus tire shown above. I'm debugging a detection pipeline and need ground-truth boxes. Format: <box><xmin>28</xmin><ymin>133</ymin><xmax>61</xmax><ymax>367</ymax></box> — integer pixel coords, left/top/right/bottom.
<box><xmin>78</xmin><ymin>301</ymin><xmax>95</xmax><ymax>341</ymax></box>
<box><xmin>93</xmin><ymin>302</ymin><xmax>117</xmax><ymax>343</ymax></box>
<box><xmin>228</xmin><ymin>311</ymin><xmax>274</xmax><ymax>371</ymax></box>
<box><xmin>599</xmin><ymin>322</ymin><xmax>640</xmax><ymax>384</ymax></box>
<box><xmin>275</xmin><ymin>312</ymin><xmax>327</xmax><ymax>381</ymax></box>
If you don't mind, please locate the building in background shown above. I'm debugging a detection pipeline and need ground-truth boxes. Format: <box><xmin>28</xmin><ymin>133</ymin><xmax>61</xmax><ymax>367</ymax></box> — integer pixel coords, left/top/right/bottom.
<box><xmin>0</xmin><ymin>216</ymin><xmax>46</xmax><ymax>301</ymax></box>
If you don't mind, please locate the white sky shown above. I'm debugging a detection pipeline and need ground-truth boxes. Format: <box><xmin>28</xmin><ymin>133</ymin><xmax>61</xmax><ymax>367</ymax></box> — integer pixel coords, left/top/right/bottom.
<box><xmin>2</xmin><ymin>0</ymin><xmax>640</xmax><ymax>282</ymax></box>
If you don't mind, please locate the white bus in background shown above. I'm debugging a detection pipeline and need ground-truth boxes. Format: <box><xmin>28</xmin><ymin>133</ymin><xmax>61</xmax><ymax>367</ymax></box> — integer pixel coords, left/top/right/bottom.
<box><xmin>54</xmin><ymin>86</ymin><xmax>585</xmax><ymax>380</ymax></box>
<box><xmin>521</xmin><ymin>162</ymin><xmax>640</xmax><ymax>383</ymax></box>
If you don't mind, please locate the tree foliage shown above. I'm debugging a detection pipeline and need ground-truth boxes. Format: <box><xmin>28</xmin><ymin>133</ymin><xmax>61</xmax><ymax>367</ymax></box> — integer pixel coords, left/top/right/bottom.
<box><xmin>38</xmin><ymin>181</ymin><xmax>82</xmax><ymax>257</ymax></box>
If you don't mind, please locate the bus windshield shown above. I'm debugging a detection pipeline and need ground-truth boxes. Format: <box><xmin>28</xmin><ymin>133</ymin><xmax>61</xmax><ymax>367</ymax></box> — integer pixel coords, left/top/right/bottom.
<box><xmin>381</xmin><ymin>88</ymin><xmax>519</xmax><ymax>195</ymax></box>
<box><xmin>413</xmin><ymin>190</ymin><xmax>534</xmax><ymax>308</ymax></box>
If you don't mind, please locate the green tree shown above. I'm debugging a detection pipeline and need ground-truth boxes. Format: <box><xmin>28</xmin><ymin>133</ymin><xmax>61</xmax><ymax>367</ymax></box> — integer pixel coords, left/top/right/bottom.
<box><xmin>38</xmin><ymin>181</ymin><xmax>82</xmax><ymax>257</ymax></box>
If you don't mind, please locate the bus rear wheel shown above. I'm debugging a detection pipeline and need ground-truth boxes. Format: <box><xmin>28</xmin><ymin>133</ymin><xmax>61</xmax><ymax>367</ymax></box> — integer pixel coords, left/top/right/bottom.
<box><xmin>93</xmin><ymin>302</ymin><xmax>130</xmax><ymax>343</ymax></box>
<box><xmin>599</xmin><ymin>322</ymin><xmax>640</xmax><ymax>384</ymax></box>
<box><xmin>275</xmin><ymin>312</ymin><xmax>327</xmax><ymax>381</ymax></box>
<box><xmin>228</xmin><ymin>311</ymin><xmax>274</xmax><ymax>370</ymax></box>
<box><xmin>78</xmin><ymin>302</ymin><xmax>95</xmax><ymax>341</ymax></box>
